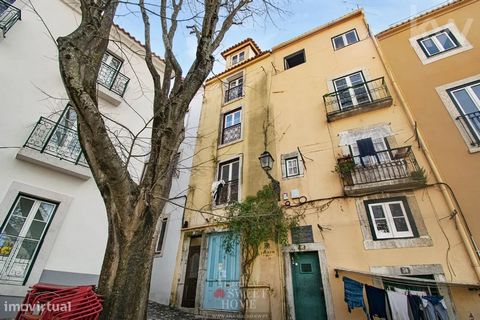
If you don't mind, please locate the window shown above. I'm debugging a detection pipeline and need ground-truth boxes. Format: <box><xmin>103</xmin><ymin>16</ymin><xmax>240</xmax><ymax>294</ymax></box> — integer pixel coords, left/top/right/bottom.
<box><xmin>284</xmin><ymin>50</ymin><xmax>306</xmax><ymax>70</ymax></box>
<box><xmin>231</xmin><ymin>51</ymin><xmax>245</xmax><ymax>65</ymax></box>
<box><xmin>221</xmin><ymin>109</ymin><xmax>242</xmax><ymax>145</ymax></box>
<box><xmin>215</xmin><ymin>159</ymin><xmax>240</xmax><ymax>205</ymax></box>
<box><xmin>350</xmin><ymin>137</ymin><xmax>391</xmax><ymax>166</ymax></box>
<box><xmin>285</xmin><ymin>157</ymin><xmax>299</xmax><ymax>177</ymax></box>
<box><xmin>332</xmin><ymin>29</ymin><xmax>359</xmax><ymax>50</ymax></box>
<box><xmin>155</xmin><ymin>218</ymin><xmax>168</xmax><ymax>254</ymax></box>
<box><xmin>97</xmin><ymin>51</ymin><xmax>130</xmax><ymax>96</ymax></box>
<box><xmin>417</xmin><ymin>29</ymin><xmax>459</xmax><ymax>57</ymax></box>
<box><xmin>0</xmin><ymin>195</ymin><xmax>58</xmax><ymax>285</ymax></box>
<box><xmin>365</xmin><ymin>198</ymin><xmax>417</xmax><ymax>240</ymax></box>
<box><xmin>383</xmin><ymin>274</ymin><xmax>439</xmax><ymax>296</ymax></box>
<box><xmin>333</xmin><ymin>71</ymin><xmax>371</xmax><ymax>109</ymax></box>
<box><xmin>281</xmin><ymin>152</ymin><xmax>304</xmax><ymax>179</ymax></box>
<box><xmin>447</xmin><ymin>81</ymin><xmax>480</xmax><ymax>146</ymax></box>
<box><xmin>225</xmin><ymin>77</ymin><xmax>243</xmax><ymax>103</ymax></box>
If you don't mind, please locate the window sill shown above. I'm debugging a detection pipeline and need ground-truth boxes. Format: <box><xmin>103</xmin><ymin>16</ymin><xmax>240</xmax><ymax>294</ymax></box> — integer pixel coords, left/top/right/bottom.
<box><xmin>468</xmin><ymin>145</ymin><xmax>480</xmax><ymax>154</ymax></box>
<box><xmin>223</xmin><ymin>95</ymin><xmax>244</xmax><ymax>107</ymax></box>
<box><xmin>16</xmin><ymin>147</ymin><xmax>91</xmax><ymax>180</ymax></box>
<box><xmin>282</xmin><ymin>174</ymin><xmax>304</xmax><ymax>181</ymax></box>
<box><xmin>97</xmin><ymin>85</ymin><xmax>122</xmax><ymax>106</ymax></box>
<box><xmin>364</xmin><ymin>236</ymin><xmax>433</xmax><ymax>250</ymax></box>
<box><xmin>218</xmin><ymin>138</ymin><xmax>243</xmax><ymax>149</ymax></box>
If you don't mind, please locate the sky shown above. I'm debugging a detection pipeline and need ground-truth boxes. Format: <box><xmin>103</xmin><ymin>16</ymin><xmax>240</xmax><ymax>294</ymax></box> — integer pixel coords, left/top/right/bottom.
<box><xmin>115</xmin><ymin>0</ymin><xmax>450</xmax><ymax>73</ymax></box>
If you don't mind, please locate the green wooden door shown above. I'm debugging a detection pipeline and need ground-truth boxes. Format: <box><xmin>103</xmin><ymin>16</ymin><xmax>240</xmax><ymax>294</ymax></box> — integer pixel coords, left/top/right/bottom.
<box><xmin>291</xmin><ymin>252</ymin><xmax>327</xmax><ymax>320</ymax></box>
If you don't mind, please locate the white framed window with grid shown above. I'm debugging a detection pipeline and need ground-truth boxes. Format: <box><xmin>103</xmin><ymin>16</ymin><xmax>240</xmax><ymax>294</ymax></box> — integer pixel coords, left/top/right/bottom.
<box><xmin>366</xmin><ymin>199</ymin><xmax>415</xmax><ymax>240</ymax></box>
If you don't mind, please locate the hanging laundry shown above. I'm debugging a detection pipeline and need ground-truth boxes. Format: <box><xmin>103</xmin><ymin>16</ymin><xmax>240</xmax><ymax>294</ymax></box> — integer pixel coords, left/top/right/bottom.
<box><xmin>407</xmin><ymin>294</ymin><xmax>425</xmax><ymax>320</ymax></box>
<box><xmin>343</xmin><ymin>277</ymin><xmax>367</xmax><ymax>314</ymax></box>
<box><xmin>422</xmin><ymin>296</ymin><xmax>449</xmax><ymax>320</ymax></box>
<box><xmin>387</xmin><ymin>290</ymin><xmax>410</xmax><ymax>320</ymax></box>
<box><xmin>357</xmin><ymin>138</ymin><xmax>378</xmax><ymax>157</ymax></box>
<box><xmin>366</xmin><ymin>284</ymin><xmax>388</xmax><ymax>320</ymax></box>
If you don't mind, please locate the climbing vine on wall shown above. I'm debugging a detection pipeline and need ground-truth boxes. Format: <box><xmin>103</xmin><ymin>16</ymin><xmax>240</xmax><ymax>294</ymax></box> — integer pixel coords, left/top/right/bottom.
<box><xmin>218</xmin><ymin>183</ymin><xmax>302</xmax><ymax>314</ymax></box>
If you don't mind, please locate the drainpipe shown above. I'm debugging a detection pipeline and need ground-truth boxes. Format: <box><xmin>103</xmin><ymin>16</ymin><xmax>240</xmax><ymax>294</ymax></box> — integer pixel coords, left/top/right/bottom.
<box><xmin>369</xmin><ymin>25</ymin><xmax>480</xmax><ymax>281</ymax></box>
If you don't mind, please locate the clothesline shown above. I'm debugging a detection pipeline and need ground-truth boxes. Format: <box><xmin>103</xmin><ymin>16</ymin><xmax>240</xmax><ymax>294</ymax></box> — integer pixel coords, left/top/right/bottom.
<box><xmin>342</xmin><ymin>276</ymin><xmax>450</xmax><ymax>320</ymax></box>
<box><xmin>334</xmin><ymin>267</ymin><xmax>480</xmax><ymax>289</ymax></box>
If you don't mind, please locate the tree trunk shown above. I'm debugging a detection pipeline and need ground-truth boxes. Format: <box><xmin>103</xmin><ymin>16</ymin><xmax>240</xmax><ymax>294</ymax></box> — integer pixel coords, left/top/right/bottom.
<box><xmin>97</xmin><ymin>206</ymin><xmax>158</xmax><ymax>320</ymax></box>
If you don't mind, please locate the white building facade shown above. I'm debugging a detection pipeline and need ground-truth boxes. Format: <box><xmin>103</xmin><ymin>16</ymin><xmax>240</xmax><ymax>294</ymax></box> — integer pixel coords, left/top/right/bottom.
<box><xmin>0</xmin><ymin>0</ymin><xmax>199</xmax><ymax>317</ymax></box>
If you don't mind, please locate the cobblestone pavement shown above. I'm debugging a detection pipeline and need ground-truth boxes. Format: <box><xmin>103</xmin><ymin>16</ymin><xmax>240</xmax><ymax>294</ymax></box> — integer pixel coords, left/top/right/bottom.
<box><xmin>147</xmin><ymin>301</ymin><xmax>196</xmax><ymax>320</ymax></box>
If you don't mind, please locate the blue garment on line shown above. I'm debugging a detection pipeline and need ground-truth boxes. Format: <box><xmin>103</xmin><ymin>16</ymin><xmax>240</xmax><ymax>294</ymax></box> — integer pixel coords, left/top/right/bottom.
<box><xmin>343</xmin><ymin>276</ymin><xmax>367</xmax><ymax>314</ymax></box>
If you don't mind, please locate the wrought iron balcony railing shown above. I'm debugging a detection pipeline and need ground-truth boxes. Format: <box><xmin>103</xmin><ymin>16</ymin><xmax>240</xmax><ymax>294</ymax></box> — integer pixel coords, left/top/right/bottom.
<box><xmin>215</xmin><ymin>180</ymin><xmax>239</xmax><ymax>205</ymax></box>
<box><xmin>336</xmin><ymin>146</ymin><xmax>423</xmax><ymax>188</ymax></box>
<box><xmin>456</xmin><ymin>111</ymin><xmax>480</xmax><ymax>147</ymax></box>
<box><xmin>0</xmin><ymin>0</ymin><xmax>21</xmax><ymax>37</ymax></box>
<box><xmin>97</xmin><ymin>62</ymin><xmax>130</xmax><ymax>97</ymax></box>
<box><xmin>224</xmin><ymin>84</ymin><xmax>243</xmax><ymax>103</ymax></box>
<box><xmin>323</xmin><ymin>77</ymin><xmax>392</xmax><ymax>120</ymax></box>
<box><xmin>0</xmin><ymin>233</ymin><xmax>38</xmax><ymax>285</ymax></box>
<box><xmin>222</xmin><ymin>123</ymin><xmax>241</xmax><ymax>145</ymax></box>
<box><xmin>23</xmin><ymin>117</ymin><xmax>88</xmax><ymax>167</ymax></box>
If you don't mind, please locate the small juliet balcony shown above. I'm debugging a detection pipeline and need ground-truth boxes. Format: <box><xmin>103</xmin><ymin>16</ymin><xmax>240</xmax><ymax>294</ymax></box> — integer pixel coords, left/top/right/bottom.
<box><xmin>456</xmin><ymin>111</ymin><xmax>480</xmax><ymax>147</ymax></box>
<box><xmin>323</xmin><ymin>77</ymin><xmax>393</xmax><ymax>122</ymax></box>
<box><xmin>0</xmin><ymin>234</ymin><xmax>37</xmax><ymax>285</ymax></box>
<box><xmin>0</xmin><ymin>0</ymin><xmax>21</xmax><ymax>37</ymax></box>
<box><xmin>97</xmin><ymin>62</ymin><xmax>130</xmax><ymax>97</ymax></box>
<box><xmin>336</xmin><ymin>146</ymin><xmax>426</xmax><ymax>195</ymax></box>
<box><xmin>16</xmin><ymin>117</ymin><xmax>90</xmax><ymax>180</ymax></box>
<box><xmin>215</xmin><ymin>180</ymin><xmax>239</xmax><ymax>206</ymax></box>
<box><xmin>221</xmin><ymin>123</ymin><xmax>241</xmax><ymax>145</ymax></box>
<box><xmin>224</xmin><ymin>84</ymin><xmax>243</xmax><ymax>103</ymax></box>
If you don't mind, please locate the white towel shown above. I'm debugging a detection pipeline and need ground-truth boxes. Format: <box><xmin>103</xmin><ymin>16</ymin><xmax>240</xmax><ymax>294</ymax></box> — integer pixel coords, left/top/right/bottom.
<box><xmin>387</xmin><ymin>290</ymin><xmax>410</xmax><ymax>320</ymax></box>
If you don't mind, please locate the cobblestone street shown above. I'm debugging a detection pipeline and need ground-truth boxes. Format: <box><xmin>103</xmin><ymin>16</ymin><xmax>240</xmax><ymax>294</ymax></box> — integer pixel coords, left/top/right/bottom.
<box><xmin>147</xmin><ymin>302</ymin><xmax>196</xmax><ymax>320</ymax></box>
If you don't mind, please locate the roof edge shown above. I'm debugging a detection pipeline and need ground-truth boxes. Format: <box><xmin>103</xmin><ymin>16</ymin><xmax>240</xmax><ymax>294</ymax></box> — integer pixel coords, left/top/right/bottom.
<box><xmin>376</xmin><ymin>0</ymin><xmax>474</xmax><ymax>39</ymax></box>
<box><xmin>272</xmin><ymin>9</ymin><xmax>364</xmax><ymax>52</ymax></box>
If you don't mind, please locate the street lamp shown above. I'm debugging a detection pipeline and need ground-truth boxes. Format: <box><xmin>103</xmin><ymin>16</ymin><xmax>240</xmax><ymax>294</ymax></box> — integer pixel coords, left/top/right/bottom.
<box><xmin>259</xmin><ymin>151</ymin><xmax>280</xmax><ymax>199</ymax></box>
<box><xmin>259</xmin><ymin>151</ymin><xmax>274</xmax><ymax>171</ymax></box>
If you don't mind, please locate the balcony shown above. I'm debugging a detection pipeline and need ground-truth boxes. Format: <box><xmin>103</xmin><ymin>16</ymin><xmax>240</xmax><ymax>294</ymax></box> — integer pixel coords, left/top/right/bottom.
<box><xmin>323</xmin><ymin>77</ymin><xmax>393</xmax><ymax>122</ymax></box>
<box><xmin>0</xmin><ymin>234</ymin><xmax>37</xmax><ymax>285</ymax></box>
<box><xmin>456</xmin><ymin>111</ymin><xmax>480</xmax><ymax>147</ymax></box>
<box><xmin>215</xmin><ymin>180</ymin><xmax>239</xmax><ymax>206</ymax></box>
<box><xmin>336</xmin><ymin>146</ymin><xmax>425</xmax><ymax>195</ymax></box>
<box><xmin>221</xmin><ymin>123</ymin><xmax>241</xmax><ymax>145</ymax></box>
<box><xmin>224</xmin><ymin>85</ymin><xmax>243</xmax><ymax>103</ymax></box>
<box><xmin>0</xmin><ymin>0</ymin><xmax>21</xmax><ymax>37</ymax></box>
<box><xmin>16</xmin><ymin>117</ymin><xmax>90</xmax><ymax>180</ymax></box>
<box><xmin>97</xmin><ymin>62</ymin><xmax>130</xmax><ymax>97</ymax></box>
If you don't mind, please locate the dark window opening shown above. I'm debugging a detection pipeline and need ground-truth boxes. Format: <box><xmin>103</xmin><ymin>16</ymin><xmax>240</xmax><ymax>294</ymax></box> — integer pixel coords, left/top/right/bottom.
<box><xmin>284</xmin><ymin>50</ymin><xmax>306</xmax><ymax>70</ymax></box>
<box><xmin>156</xmin><ymin>218</ymin><xmax>168</xmax><ymax>253</ymax></box>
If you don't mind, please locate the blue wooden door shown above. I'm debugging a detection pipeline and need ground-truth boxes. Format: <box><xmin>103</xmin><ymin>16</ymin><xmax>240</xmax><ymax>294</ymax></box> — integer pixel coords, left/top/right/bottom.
<box><xmin>203</xmin><ymin>233</ymin><xmax>241</xmax><ymax>311</ymax></box>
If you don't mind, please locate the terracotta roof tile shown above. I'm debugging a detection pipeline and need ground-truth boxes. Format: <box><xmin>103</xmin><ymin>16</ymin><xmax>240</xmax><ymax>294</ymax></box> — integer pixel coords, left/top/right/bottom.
<box><xmin>113</xmin><ymin>23</ymin><xmax>164</xmax><ymax>63</ymax></box>
<box><xmin>206</xmin><ymin>50</ymin><xmax>270</xmax><ymax>83</ymax></box>
<box><xmin>220</xmin><ymin>38</ymin><xmax>262</xmax><ymax>58</ymax></box>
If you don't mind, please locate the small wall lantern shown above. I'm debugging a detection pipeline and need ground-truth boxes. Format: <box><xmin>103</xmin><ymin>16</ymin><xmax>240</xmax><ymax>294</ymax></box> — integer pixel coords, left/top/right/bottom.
<box><xmin>259</xmin><ymin>151</ymin><xmax>274</xmax><ymax>171</ymax></box>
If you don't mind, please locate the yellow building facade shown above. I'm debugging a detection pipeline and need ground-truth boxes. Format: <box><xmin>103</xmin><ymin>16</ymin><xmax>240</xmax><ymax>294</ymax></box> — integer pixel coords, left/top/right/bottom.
<box><xmin>171</xmin><ymin>9</ymin><xmax>480</xmax><ymax>320</ymax></box>
<box><xmin>377</xmin><ymin>0</ymin><xmax>480</xmax><ymax>261</ymax></box>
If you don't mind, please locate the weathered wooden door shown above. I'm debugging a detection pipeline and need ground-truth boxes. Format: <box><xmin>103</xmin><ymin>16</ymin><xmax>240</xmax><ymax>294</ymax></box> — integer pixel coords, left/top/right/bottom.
<box><xmin>203</xmin><ymin>233</ymin><xmax>241</xmax><ymax>311</ymax></box>
<box><xmin>181</xmin><ymin>245</ymin><xmax>200</xmax><ymax>308</ymax></box>
<box><xmin>291</xmin><ymin>252</ymin><xmax>327</xmax><ymax>320</ymax></box>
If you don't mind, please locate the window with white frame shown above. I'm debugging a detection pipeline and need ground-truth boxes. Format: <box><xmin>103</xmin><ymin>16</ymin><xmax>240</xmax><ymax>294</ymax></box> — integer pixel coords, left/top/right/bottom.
<box><xmin>332</xmin><ymin>29</ymin><xmax>359</xmax><ymax>50</ymax></box>
<box><xmin>365</xmin><ymin>198</ymin><xmax>417</xmax><ymax>240</ymax></box>
<box><xmin>281</xmin><ymin>152</ymin><xmax>303</xmax><ymax>179</ymax></box>
<box><xmin>447</xmin><ymin>80</ymin><xmax>480</xmax><ymax>147</ymax></box>
<box><xmin>417</xmin><ymin>29</ymin><xmax>460</xmax><ymax>57</ymax></box>
<box><xmin>231</xmin><ymin>51</ymin><xmax>245</xmax><ymax>65</ymax></box>
<box><xmin>0</xmin><ymin>195</ymin><xmax>58</xmax><ymax>285</ymax></box>
<box><xmin>333</xmin><ymin>71</ymin><xmax>371</xmax><ymax>109</ymax></box>
<box><xmin>285</xmin><ymin>157</ymin><xmax>300</xmax><ymax>177</ymax></box>
<box><xmin>215</xmin><ymin>158</ymin><xmax>240</xmax><ymax>205</ymax></box>
<box><xmin>221</xmin><ymin>108</ymin><xmax>242</xmax><ymax>145</ymax></box>
<box><xmin>155</xmin><ymin>218</ymin><xmax>168</xmax><ymax>254</ymax></box>
<box><xmin>225</xmin><ymin>76</ymin><xmax>243</xmax><ymax>103</ymax></box>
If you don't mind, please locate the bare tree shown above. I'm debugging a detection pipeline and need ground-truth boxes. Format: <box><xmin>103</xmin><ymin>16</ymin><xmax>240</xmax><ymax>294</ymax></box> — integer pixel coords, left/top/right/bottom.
<box><xmin>56</xmin><ymin>0</ymin><xmax>284</xmax><ymax>319</ymax></box>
